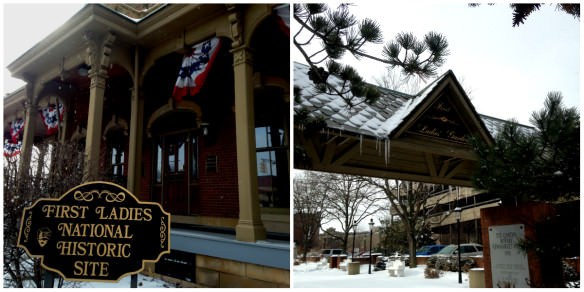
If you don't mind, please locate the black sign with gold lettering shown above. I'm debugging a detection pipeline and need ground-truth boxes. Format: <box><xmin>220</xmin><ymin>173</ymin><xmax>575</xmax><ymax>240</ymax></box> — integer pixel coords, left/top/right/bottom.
<box><xmin>17</xmin><ymin>181</ymin><xmax>170</xmax><ymax>282</ymax></box>
<box><xmin>406</xmin><ymin>96</ymin><xmax>469</xmax><ymax>143</ymax></box>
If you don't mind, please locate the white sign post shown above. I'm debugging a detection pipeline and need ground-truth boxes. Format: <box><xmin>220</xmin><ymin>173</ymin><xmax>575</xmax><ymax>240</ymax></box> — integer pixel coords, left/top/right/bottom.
<box><xmin>488</xmin><ymin>224</ymin><xmax>530</xmax><ymax>288</ymax></box>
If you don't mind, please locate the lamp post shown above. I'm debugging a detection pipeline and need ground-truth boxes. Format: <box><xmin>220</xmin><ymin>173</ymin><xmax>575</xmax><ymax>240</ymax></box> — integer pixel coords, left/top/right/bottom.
<box><xmin>352</xmin><ymin>220</ymin><xmax>357</xmax><ymax>261</ymax></box>
<box><xmin>454</xmin><ymin>207</ymin><xmax>462</xmax><ymax>284</ymax></box>
<box><xmin>368</xmin><ymin>218</ymin><xmax>374</xmax><ymax>274</ymax></box>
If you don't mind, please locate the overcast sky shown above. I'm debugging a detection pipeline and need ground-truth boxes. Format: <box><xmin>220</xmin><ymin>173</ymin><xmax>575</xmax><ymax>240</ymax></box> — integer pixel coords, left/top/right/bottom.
<box><xmin>293</xmin><ymin>2</ymin><xmax>580</xmax><ymax>126</ymax></box>
<box><xmin>2</xmin><ymin>3</ymin><xmax>86</xmax><ymax>96</ymax></box>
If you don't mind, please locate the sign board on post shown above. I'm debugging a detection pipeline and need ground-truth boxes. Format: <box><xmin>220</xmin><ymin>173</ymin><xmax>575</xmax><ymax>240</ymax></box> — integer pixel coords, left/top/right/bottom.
<box><xmin>488</xmin><ymin>224</ymin><xmax>530</xmax><ymax>288</ymax></box>
<box><xmin>17</xmin><ymin>181</ymin><xmax>171</xmax><ymax>282</ymax></box>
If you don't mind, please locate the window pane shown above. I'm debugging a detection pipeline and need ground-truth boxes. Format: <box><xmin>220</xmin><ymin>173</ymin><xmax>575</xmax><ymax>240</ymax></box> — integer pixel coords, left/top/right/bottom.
<box><xmin>112</xmin><ymin>148</ymin><xmax>117</xmax><ymax>164</ymax></box>
<box><xmin>178</xmin><ymin>142</ymin><xmax>185</xmax><ymax>172</ymax></box>
<box><xmin>168</xmin><ymin>144</ymin><xmax>175</xmax><ymax>173</ymax></box>
<box><xmin>156</xmin><ymin>144</ymin><xmax>162</xmax><ymax>183</ymax></box>
<box><xmin>256</xmin><ymin>151</ymin><xmax>271</xmax><ymax>176</ymax></box>
<box><xmin>268</xmin><ymin>126</ymin><xmax>284</xmax><ymax>147</ymax></box>
<box><xmin>255</xmin><ymin>127</ymin><xmax>268</xmax><ymax>148</ymax></box>
<box><xmin>269</xmin><ymin>150</ymin><xmax>277</xmax><ymax>176</ymax></box>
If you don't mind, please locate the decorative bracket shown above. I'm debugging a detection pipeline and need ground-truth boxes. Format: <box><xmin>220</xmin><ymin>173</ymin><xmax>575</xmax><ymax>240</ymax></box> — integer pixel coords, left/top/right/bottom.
<box><xmin>226</xmin><ymin>5</ymin><xmax>243</xmax><ymax>48</ymax></box>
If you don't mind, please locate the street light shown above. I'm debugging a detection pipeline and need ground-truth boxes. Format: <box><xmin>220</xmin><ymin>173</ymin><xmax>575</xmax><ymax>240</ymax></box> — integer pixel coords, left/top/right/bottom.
<box><xmin>368</xmin><ymin>218</ymin><xmax>374</xmax><ymax>274</ymax></box>
<box><xmin>454</xmin><ymin>207</ymin><xmax>462</xmax><ymax>284</ymax></box>
<box><xmin>352</xmin><ymin>220</ymin><xmax>357</xmax><ymax>262</ymax></box>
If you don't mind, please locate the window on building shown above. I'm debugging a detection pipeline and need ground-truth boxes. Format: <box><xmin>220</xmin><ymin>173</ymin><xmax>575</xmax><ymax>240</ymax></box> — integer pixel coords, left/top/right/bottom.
<box><xmin>255</xmin><ymin>88</ymin><xmax>289</xmax><ymax>209</ymax></box>
<box><xmin>106</xmin><ymin>130</ymin><xmax>126</xmax><ymax>186</ymax></box>
<box><xmin>255</xmin><ymin>124</ymin><xmax>288</xmax><ymax>208</ymax></box>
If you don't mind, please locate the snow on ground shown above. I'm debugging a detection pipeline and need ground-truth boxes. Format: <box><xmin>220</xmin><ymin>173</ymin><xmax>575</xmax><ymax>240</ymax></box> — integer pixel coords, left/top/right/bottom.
<box><xmin>6</xmin><ymin>274</ymin><xmax>174</xmax><ymax>288</ymax></box>
<box><xmin>74</xmin><ymin>274</ymin><xmax>173</xmax><ymax>288</ymax></box>
<box><xmin>294</xmin><ymin>262</ymin><xmax>469</xmax><ymax>288</ymax></box>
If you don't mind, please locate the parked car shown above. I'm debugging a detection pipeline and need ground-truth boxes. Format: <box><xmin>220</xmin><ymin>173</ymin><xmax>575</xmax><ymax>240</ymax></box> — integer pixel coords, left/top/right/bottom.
<box><xmin>415</xmin><ymin>245</ymin><xmax>446</xmax><ymax>256</ymax></box>
<box><xmin>434</xmin><ymin>243</ymin><xmax>483</xmax><ymax>257</ymax></box>
<box><xmin>320</xmin><ymin>249</ymin><xmax>343</xmax><ymax>258</ymax></box>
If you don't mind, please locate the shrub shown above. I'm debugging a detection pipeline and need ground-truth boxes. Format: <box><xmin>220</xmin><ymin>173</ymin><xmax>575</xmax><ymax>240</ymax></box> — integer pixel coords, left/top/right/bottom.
<box><xmin>426</xmin><ymin>256</ymin><xmax>437</xmax><ymax>268</ymax></box>
<box><xmin>424</xmin><ymin>267</ymin><xmax>442</xmax><ymax>279</ymax></box>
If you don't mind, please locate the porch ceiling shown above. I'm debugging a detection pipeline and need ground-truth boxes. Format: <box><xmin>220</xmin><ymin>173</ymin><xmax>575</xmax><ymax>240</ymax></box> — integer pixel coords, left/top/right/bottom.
<box><xmin>295</xmin><ymin>130</ymin><xmax>477</xmax><ymax>187</ymax></box>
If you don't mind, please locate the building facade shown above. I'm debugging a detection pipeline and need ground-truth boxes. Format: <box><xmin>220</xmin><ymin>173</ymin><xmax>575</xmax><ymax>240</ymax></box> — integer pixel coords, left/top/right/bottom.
<box><xmin>5</xmin><ymin>4</ymin><xmax>290</xmax><ymax>287</ymax></box>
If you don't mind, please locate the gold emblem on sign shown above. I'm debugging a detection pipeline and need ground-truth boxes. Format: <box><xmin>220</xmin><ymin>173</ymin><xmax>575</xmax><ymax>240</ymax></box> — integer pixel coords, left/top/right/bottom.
<box><xmin>37</xmin><ymin>227</ymin><xmax>52</xmax><ymax>247</ymax></box>
<box><xmin>73</xmin><ymin>190</ymin><xmax>126</xmax><ymax>203</ymax></box>
<box><xmin>23</xmin><ymin>212</ymin><xmax>33</xmax><ymax>243</ymax></box>
<box><xmin>160</xmin><ymin>217</ymin><xmax>167</xmax><ymax>248</ymax></box>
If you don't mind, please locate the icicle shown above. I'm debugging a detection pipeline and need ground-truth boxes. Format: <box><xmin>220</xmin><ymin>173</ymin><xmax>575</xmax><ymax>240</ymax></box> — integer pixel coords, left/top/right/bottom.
<box><xmin>384</xmin><ymin>138</ymin><xmax>391</xmax><ymax>166</ymax></box>
<box><xmin>359</xmin><ymin>134</ymin><xmax>363</xmax><ymax>155</ymax></box>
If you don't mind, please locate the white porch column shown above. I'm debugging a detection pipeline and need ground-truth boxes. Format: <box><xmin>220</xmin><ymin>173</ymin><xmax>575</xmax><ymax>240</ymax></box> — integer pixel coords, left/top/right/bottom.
<box><xmin>231</xmin><ymin>46</ymin><xmax>266</xmax><ymax>242</ymax></box>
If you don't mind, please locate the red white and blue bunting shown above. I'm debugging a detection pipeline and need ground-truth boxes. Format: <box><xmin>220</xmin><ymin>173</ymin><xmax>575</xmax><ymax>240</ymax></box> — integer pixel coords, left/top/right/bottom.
<box><xmin>274</xmin><ymin>4</ymin><xmax>290</xmax><ymax>37</ymax></box>
<box><xmin>4</xmin><ymin>140</ymin><xmax>22</xmax><ymax>157</ymax></box>
<box><xmin>40</xmin><ymin>103</ymin><xmax>64</xmax><ymax>135</ymax></box>
<box><xmin>172</xmin><ymin>37</ymin><xmax>222</xmax><ymax>102</ymax></box>
<box><xmin>10</xmin><ymin>119</ymin><xmax>25</xmax><ymax>143</ymax></box>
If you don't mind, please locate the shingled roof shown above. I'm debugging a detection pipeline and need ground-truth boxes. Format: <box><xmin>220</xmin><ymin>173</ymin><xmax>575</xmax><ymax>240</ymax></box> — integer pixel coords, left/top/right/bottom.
<box><xmin>294</xmin><ymin>62</ymin><xmax>532</xmax><ymax>139</ymax></box>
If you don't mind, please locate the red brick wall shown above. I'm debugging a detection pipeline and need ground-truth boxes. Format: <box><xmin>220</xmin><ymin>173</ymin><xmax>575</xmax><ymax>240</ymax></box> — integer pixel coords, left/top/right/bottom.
<box><xmin>195</xmin><ymin>114</ymin><xmax>239</xmax><ymax>218</ymax></box>
<box><xmin>137</xmin><ymin>113</ymin><xmax>240</xmax><ymax>219</ymax></box>
<box><xmin>480</xmin><ymin>202</ymin><xmax>557</xmax><ymax>288</ymax></box>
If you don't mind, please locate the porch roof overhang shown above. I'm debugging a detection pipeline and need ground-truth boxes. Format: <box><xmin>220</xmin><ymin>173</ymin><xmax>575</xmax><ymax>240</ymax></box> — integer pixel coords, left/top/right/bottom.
<box><xmin>294</xmin><ymin>62</ymin><xmax>527</xmax><ymax>187</ymax></box>
<box><xmin>6</xmin><ymin>4</ymin><xmax>226</xmax><ymax>83</ymax></box>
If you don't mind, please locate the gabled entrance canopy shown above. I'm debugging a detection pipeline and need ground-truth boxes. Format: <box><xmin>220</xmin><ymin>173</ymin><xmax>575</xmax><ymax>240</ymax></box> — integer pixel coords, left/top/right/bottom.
<box><xmin>294</xmin><ymin>62</ymin><xmax>502</xmax><ymax>187</ymax></box>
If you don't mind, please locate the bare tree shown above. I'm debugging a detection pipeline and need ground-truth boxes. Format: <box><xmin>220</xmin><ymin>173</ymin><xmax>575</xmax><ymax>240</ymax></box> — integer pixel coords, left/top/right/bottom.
<box><xmin>363</xmin><ymin>179</ymin><xmax>448</xmax><ymax>268</ymax></box>
<box><xmin>373</xmin><ymin>69</ymin><xmax>421</xmax><ymax>95</ymax></box>
<box><xmin>4</xmin><ymin>139</ymin><xmax>87</xmax><ymax>287</ymax></box>
<box><xmin>320</xmin><ymin>173</ymin><xmax>384</xmax><ymax>254</ymax></box>
<box><xmin>293</xmin><ymin>171</ymin><xmax>327</xmax><ymax>262</ymax></box>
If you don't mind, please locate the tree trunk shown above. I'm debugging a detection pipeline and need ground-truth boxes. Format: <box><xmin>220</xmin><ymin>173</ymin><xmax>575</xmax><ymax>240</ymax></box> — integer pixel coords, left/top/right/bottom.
<box><xmin>302</xmin><ymin>244</ymin><xmax>308</xmax><ymax>262</ymax></box>
<box><xmin>343</xmin><ymin>232</ymin><xmax>350</xmax><ymax>254</ymax></box>
<box><xmin>407</xmin><ymin>231</ymin><xmax>417</xmax><ymax>268</ymax></box>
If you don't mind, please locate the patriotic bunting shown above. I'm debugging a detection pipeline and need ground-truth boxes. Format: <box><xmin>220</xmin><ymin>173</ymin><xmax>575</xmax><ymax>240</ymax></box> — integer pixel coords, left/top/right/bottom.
<box><xmin>4</xmin><ymin>140</ymin><xmax>22</xmax><ymax>157</ymax></box>
<box><xmin>10</xmin><ymin>119</ymin><xmax>25</xmax><ymax>143</ymax></box>
<box><xmin>40</xmin><ymin>103</ymin><xmax>64</xmax><ymax>135</ymax></box>
<box><xmin>172</xmin><ymin>37</ymin><xmax>222</xmax><ymax>102</ymax></box>
<box><xmin>274</xmin><ymin>4</ymin><xmax>290</xmax><ymax>37</ymax></box>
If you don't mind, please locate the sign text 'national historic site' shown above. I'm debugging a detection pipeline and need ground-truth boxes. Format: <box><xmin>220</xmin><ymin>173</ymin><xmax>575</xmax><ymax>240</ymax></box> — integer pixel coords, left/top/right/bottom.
<box><xmin>18</xmin><ymin>182</ymin><xmax>171</xmax><ymax>282</ymax></box>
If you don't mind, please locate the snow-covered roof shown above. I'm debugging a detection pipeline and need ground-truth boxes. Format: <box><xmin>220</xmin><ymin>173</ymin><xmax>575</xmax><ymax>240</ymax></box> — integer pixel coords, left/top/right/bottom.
<box><xmin>479</xmin><ymin>114</ymin><xmax>534</xmax><ymax>137</ymax></box>
<box><xmin>294</xmin><ymin>62</ymin><xmax>532</xmax><ymax>139</ymax></box>
<box><xmin>295</xmin><ymin>62</ymin><xmax>454</xmax><ymax>138</ymax></box>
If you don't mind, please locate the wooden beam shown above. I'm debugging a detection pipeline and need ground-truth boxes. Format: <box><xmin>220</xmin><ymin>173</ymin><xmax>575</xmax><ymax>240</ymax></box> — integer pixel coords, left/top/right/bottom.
<box><xmin>425</xmin><ymin>153</ymin><xmax>437</xmax><ymax>177</ymax></box>
<box><xmin>337</xmin><ymin>137</ymin><xmax>352</xmax><ymax>146</ymax></box>
<box><xmin>331</xmin><ymin>142</ymin><xmax>359</xmax><ymax>166</ymax></box>
<box><xmin>334</xmin><ymin>165</ymin><xmax>473</xmax><ymax>187</ymax></box>
<box><xmin>438</xmin><ymin>159</ymin><xmax>451</xmax><ymax>178</ymax></box>
<box><xmin>325</xmin><ymin>135</ymin><xmax>337</xmax><ymax>144</ymax></box>
<box><xmin>391</xmin><ymin>139</ymin><xmax>476</xmax><ymax>160</ymax></box>
<box><xmin>321</xmin><ymin>141</ymin><xmax>336</xmax><ymax>165</ymax></box>
<box><xmin>445</xmin><ymin>160</ymin><xmax>466</xmax><ymax>180</ymax></box>
<box><xmin>297</xmin><ymin>133</ymin><xmax>321</xmax><ymax>167</ymax></box>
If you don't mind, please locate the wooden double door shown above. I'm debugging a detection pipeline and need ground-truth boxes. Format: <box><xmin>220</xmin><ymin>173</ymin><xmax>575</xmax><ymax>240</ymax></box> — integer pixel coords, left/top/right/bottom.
<box><xmin>153</xmin><ymin>132</ymin><xmax>197</xmax><ymax>215</ymax></box>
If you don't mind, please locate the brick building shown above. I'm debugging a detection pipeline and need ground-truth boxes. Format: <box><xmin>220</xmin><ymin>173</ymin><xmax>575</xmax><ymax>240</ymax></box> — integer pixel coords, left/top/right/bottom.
<box><xmin>4</xmin><ymin>4</ymin><xmax>289</xmax><ymax>287</ymax></box>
